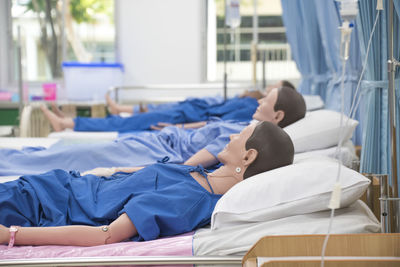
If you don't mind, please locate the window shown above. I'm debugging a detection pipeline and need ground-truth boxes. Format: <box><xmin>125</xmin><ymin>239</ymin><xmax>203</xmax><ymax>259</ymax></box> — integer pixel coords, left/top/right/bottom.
<box><xmin>208</xmin><ymin>0</ymin><xmax>300</xmax><ymax>83</ymax></box>
<box><xmin>11</xmin><ymin>0</ymin><xmax>115</xmax><ymax>82</ymax></box>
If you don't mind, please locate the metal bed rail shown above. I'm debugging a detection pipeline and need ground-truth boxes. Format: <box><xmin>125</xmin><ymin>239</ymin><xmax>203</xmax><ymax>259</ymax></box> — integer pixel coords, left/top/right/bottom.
<box><xmin>0</xmin><ymin>255</ymin><xmax>242</xmax><ymax>266</ymax></box>
<box><xmin>108</xmin><ymin>83</ymin><xmax>253</xmax><ymax>104</ymax></box>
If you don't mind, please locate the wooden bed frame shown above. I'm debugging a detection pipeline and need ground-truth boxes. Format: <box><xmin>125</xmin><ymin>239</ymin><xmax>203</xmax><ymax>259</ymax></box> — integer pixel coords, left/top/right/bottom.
<box><xmin>242</xmin><ymin>233</ymin><xmax>400</xmax><ymax>267</ymax></box>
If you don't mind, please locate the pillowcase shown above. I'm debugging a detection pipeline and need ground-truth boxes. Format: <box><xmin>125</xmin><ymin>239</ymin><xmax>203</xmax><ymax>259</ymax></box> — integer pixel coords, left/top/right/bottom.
<box><xmin>210</xmin><ymin>158</ymin><xmax>370</xmax><ymax>230</ymax></box>
<box><xmin>303</xmin><ymin>94</ymin><xmax>325</xmax><ymax>111</ymax></box>
<box><xmin>284</xmin><ymin>109</ymin><xmax>359</xmax><ymax>153</ymax></box>
<box><xmin>293</xmin><ymin>140</ymin><xmax>358</xmax><ymax>168</ymax></box>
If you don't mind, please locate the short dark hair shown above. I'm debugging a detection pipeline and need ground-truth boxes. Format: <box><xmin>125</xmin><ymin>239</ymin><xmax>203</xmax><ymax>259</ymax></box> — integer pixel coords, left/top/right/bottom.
<box><xmin>274</xmin><ymin>87</ymin><xmax>306</xmax><ymax>128</ymax></box>
<box><xmin>281</xmin><ymin>80</ymin><xmax>295</xmax><ymax>90</ymax></box>
<box><xmin>244</xmin><ymin>121</ymin><xmax>294</xmax><ymax>179</ymax></box>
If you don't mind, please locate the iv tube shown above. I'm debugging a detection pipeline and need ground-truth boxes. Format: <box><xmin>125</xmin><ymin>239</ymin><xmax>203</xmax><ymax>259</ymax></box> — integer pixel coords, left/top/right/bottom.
<box><xmin>321</xmin><ymin>1</ymin><xmax>359</xmax><ymax>267</ymax></box>
<box><xmin>340</xmin><ymin>21</ymin><xmax>353</xmax><ymax>61</ymax></box>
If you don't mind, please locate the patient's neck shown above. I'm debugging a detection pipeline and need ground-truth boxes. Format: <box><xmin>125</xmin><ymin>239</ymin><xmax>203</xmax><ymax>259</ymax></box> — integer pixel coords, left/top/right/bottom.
<box><xmin>190</xmin><ymin>165</ymin><xmax>244</xmax><ymax>195</ymax></box>
<box><xmin>207</xmin><ymin>165</ymin><xmax>243</xmax><ymax>194</ymax></box>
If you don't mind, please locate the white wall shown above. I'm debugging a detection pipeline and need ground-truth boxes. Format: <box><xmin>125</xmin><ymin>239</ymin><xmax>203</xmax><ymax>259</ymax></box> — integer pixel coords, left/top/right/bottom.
<box><xmin>0</xmin><ymin>0</ymin><xmax>11</xmax><ymax>89</ymax></box>
<box><xmin>117</xmin><ymin>0</ymin><xmax>206</xmax><ymax>85</ymax></box>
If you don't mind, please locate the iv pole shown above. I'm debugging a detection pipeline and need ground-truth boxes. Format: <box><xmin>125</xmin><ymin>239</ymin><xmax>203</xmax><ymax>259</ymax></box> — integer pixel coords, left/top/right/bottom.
<box><xmin>388</xmin><ymin>0</ymin><xmax>399</xmax><ymax>199</ymax></box>
<box><xmin>17</xmin><ymin>26</ymin><xmax>24</xmax><ymax>121</ymax></box>
<box><xmin>223</xmin><ymin>0</ymin><xmax>228</xmax><ymax>100</ymax></box>
<box><xmin>251</xmin><ymin>0</ymin><xmax>258</xmax><ymax>90</ymax></box>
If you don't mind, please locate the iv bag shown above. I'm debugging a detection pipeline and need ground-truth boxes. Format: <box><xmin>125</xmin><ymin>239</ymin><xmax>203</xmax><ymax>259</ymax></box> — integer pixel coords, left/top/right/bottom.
<box><xmin>225</xmin><ymin>0</ymin><xmax>241</xmax><ymax>29</ymax></box>
<box><xmin>337</xmin><ymin>0</ymin><xmax>358</xmax><ymax>23</ymax></box>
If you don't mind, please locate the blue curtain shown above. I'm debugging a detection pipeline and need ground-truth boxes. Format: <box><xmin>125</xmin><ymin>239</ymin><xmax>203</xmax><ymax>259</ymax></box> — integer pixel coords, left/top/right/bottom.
<box><xmin>282</xmin><ymin>0</ymin><xmax>400</xmax><ymax>193</ymax></box>
<box><xmin>281</xmin><ymin>0</ymin><xmax>363</xmax><ymax>144</ymax></box>
<box><xmin>357</xmin><ymin>0</ymin><xmax>400</xmax><ymax>195</ymax></box>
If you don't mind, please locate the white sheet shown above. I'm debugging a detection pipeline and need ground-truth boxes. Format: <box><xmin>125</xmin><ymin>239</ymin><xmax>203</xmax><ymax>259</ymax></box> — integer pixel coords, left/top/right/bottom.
<box><xmin>0</xmin><ymin>176</ymin><xmax>19</xmax><ymax>183</ymax></box>
<box><xmin>0</xmin><ymin>137</ymin><xmax>60</xmax><ymax>150</ymax></box>
<box><xmin>48</xmin><ymin>130</ymin><xmax>118</xmax><ymax>141</ymax></box>
<box><xmin>193</xmin><ymin>200</ymin><xmax>380</xmax><ymax>256</ymax></box>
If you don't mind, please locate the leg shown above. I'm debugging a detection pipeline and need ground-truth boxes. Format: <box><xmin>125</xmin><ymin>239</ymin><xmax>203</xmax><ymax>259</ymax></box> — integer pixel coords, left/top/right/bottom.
<box><xmin>40</xmin><ymin>105</ymin><xmax>74</xmax><ymax>132</ymax></box>
<box><xmin>105</xmin><ymin>93</ymin><xmax>121</xmax><ymax>115</ymax></box>
<box><xmin>51</xmin><ymin>102</ymin><xmax>65</xmax><ymax>118</ymax></box>
<box><xmin>105</xmin><ymin>93</ymin><xmax>134</xmax><ymax>115</ymax></box>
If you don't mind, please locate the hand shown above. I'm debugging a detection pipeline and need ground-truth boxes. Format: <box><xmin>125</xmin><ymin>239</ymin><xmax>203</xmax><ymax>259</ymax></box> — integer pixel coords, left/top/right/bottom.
<box><xmin>82</xmin><ymin>167</ymin><xmax>117</xmax><ymax>177</ymax></box>
<box><xmin>150</xmin><ymin>122</ymin><xmax>174</xmax><ymax>131</ymax></box>
<box><xmin>0</xmin><ymin>225</ymin><xmax>8</xmax><ymax>245</ymax></box>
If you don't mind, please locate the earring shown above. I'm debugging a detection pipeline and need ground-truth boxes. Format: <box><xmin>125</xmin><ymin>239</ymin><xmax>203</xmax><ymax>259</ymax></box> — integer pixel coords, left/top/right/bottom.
<box><xmin>235</xmin><ymin>167</ymin><xmax>241</xmax><ymax>173</ymax></box>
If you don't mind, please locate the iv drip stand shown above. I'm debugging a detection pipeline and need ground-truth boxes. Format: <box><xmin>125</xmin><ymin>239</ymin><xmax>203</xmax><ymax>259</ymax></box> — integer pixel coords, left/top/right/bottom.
<box><xmin>223</xmin><ymin>0</ymin><xmax>228</xmax><ymax>101</ymax></box>
<box><xmin>388</xmin><ymin>0</ymin><xmax>399</xmax><ymax>199</ymax></box>
<box><xmin>17</xmin><ymin>26</ymin><xmax>24</xmax><ymax>121</ymax></box>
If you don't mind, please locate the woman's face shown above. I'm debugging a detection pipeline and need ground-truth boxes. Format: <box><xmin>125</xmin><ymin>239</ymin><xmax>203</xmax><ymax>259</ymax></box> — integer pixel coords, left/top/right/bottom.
<box><xmin>252</xmin><ymin>88</ymin><xmax>280</xmax><ymax>123</ymax></box>
<box><xmin>217</xmin><ymin>123</ymin><xmax>257</xmax><ymax>165</ymax></box>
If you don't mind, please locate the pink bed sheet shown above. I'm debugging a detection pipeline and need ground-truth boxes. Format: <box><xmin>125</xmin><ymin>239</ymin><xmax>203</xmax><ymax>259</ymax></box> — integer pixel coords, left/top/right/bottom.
<box><xmin>0</xmin><ymin>232</ymin><xmax>193</xmax><ymax>262</ymax></box>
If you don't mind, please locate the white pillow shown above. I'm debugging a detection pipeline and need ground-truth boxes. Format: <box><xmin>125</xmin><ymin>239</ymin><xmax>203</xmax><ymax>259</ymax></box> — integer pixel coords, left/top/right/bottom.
<box><xmin>211</xmin><ymin>158</ymin><xmax>370</xmax><ymax>230</ymax></box>
<box><xmin>303</xmin><ymin>94</ymin><xmax>325</xmax><ymax>111</ymax></box>
<box><xmin>293</xmin><ymin>140</ymin><xmax>358</xmax><ymax>168</ymax></box>
<box><xmin>284</xmin><ymin>109</ymin><xmax>358</xmax><ymax>153</ymax></box>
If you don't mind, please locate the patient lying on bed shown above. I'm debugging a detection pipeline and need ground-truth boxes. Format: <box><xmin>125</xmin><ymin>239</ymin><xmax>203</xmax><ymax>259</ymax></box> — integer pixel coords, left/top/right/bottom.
<box><xmin>105</xmin><ymin>80</ymin><xmax>296</xmax><ymax>115</ymax></box>
<box><xmin>0</xmin><ymin>87</ymin><xmax>306</xmax><ymax>176</ymax></box>
<box><xmin>41</xmin><ymin>94</ymin><xmax>259</xmax><ymax>132</ymax></box>
<box><xmin>40</xmin><ymin>81</ymin><xmax>296</xmax><ymax>133</ymax></box>
<box><xmin>0</xmin><ymin>122</ymin><xmax>294</xmax><ymax>246</ymax></box>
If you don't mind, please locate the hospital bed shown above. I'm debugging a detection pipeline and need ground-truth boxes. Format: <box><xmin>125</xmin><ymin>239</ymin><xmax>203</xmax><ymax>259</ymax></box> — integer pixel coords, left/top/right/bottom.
<box><xmin>0</xmin><ymin>157</ymin><xmax>382</xmax><ymax>266</ymax></box>
<box><xmin>110</xmin><ymin>84</ymin><xmax>324</xmax><ymax>112</ymax></box>
<box><xmin>0</xmin><ymin>103</ymin><xmax>374</xmax><ymax>266</ymax></box>
<box><xmin>15</xmin><ymin>83</ymin><xmax>324</xmax><ymax>142</ymax></box>
<box><xmin>0</xmin><ymin>109</ymin><xmax>360</xmax><ymax>179</ymax></box>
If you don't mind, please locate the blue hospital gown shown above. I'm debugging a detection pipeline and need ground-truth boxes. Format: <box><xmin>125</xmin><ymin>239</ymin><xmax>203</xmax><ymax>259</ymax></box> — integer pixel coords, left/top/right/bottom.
<box><xmin>0</xmin><ymin>164</ymin><xmax>221</xmax><ymax>241</ymax></box>
<box><xmin>0</xmin><ymin>121</ymin><xmax>247</xmax><ymax>176</ymax></box>
<box><xmin>74</xmin><ymin>97</ymin><xmax>257</xmax><ymax>132</ymax></box>
<box><xmin>132</xmin><ymin>96</ymin><xmax>225</xmax><ymax>113</ymax></box>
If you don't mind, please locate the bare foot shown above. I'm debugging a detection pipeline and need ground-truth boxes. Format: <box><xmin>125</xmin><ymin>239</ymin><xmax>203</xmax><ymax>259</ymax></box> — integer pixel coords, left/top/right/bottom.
<box><xmin>40</xmin><ymin>105</ymin><xmax>74</xmax><ymax>132</ymax></box>
<box><xmin>105</xmin><ymin>93</ymin><xmax>120</xmax><ymax>115</ymax></box>
<box><xmin>139</xmin><ymin>102</ymin><xmax>148</xmax><ymax>113</ymax></box>
<box><xmin>51</xmin><ymin>102</ymin><xmax>65</xmax><ymax>118</ymax></box>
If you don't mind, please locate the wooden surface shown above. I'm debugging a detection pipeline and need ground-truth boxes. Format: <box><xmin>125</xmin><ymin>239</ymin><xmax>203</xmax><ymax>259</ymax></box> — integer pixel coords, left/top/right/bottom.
<box><xmin>90</xmin><ymin>104</ymin><xmax>107</xmax><ymax>118</ymax></box>
<box><xmin>243</xmin><ymin>234</ymin><xmax>400</xmax><ymax>266</ymax></box>
<box><xmin>256</xmin><ymin>259</ymin><xmax>400</xmax><ymax>267</ymax></box>
<box><xmin>60</xmin><ymin>104</ymin><xmax>77</xmax><ymax>118</ymax></box>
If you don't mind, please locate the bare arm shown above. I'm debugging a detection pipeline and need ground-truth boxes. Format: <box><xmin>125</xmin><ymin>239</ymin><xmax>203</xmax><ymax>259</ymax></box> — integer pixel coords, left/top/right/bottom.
<box><xmin>184</xmin><ymin>148</ymin><xmax>219</xmax><ymax>168</ymax></box>
<box><xmin>82</xmin><ymin>166</ymin><xmax>144</xmax><ymax>176</ymax></box>
<box><xmin>115</xmin><ymin>166</ymin><xmax>144</xmax><ymax>173</ymax></box>
<box><xmin>179</xmin><ymin>121</ymin><xmax>207</xmax><ymax>129</ymax></box>
<box><xmin>1</xmin><ymin>213</ymin><xmax>137</xmax><ymax>247</ymax></box>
